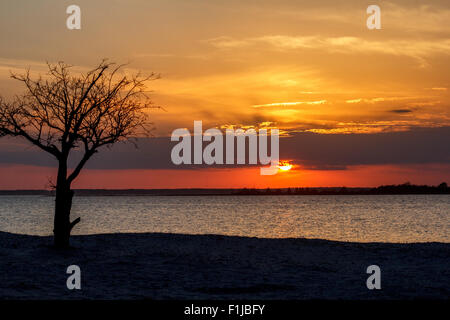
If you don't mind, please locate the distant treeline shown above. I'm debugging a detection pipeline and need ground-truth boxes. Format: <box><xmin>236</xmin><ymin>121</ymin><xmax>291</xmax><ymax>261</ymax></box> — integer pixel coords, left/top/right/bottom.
<box><xmin>0</xmin><ymin>183</ymin><xmax>448</xmax><ymax>196</ymax></box>
<box><xmin>234</xmin><ymin>182</ymin><xmax>450</xmax><ymax>195</ymax></box>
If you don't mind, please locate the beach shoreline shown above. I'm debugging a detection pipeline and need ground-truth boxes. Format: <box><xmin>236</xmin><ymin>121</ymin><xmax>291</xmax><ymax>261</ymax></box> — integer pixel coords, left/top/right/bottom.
<box><xmin>0</xmin><ymin>231</ymin><xmax>448</xmax><ymax>300</ymax></box>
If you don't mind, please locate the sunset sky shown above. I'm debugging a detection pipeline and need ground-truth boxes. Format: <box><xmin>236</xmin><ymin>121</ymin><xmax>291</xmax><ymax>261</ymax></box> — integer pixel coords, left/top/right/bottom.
<box><xmin>0</xmin><ymin>0</ymin><xmax>449</xmax><ymax>189</ymax></box>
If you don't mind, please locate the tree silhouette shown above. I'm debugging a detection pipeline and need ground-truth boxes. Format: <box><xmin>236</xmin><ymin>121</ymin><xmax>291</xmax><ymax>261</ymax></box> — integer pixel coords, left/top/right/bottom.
<box><xmin>0</xmin><ymin>60</ymin><xmax>157</xmax><ymax>248</ymax></box>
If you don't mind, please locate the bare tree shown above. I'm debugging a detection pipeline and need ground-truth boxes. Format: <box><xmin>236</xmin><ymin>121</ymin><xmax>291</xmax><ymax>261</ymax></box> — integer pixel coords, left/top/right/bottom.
<box><xmin>0</xmin><ymin>60</ymin><xmax>158</xmax><ymax>248</ymax></box>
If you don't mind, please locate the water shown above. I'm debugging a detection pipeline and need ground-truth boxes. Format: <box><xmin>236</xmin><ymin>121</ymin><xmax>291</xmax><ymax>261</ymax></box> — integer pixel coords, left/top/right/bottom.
<box><xmin>0</xmin><ymin>195</ymin><xmax>448</xmax><ymax>243</ymax></box>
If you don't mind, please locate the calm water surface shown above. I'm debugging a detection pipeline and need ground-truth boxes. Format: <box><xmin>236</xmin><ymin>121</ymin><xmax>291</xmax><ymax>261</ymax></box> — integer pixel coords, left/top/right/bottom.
<box><xmin>0</xmin><ymin>195</ymin><xmax>448</xmax><ymax>242</ymax></box>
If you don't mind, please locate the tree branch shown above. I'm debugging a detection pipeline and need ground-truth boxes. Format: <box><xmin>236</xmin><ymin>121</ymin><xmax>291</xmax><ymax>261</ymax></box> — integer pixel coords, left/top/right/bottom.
<box><xmin>69</xmin><ymin>217</ymin><xmax>81</xmax><ymax>232</ymax></box>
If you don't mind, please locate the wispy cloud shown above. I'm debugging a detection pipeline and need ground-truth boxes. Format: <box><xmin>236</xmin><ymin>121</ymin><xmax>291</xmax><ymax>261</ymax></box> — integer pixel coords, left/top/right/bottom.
<box><xmin>304</xmin><ymin>120</ymin><xmax>441</xmax><ymax>134</ymax></box>
<box><xmin>390</xmin><ymin>109</ymin><xmax>413</xmax><ymax>114</ymax></box>
<box><xmin>206</xmin><ymin>35</ymin><xmax>450</xmax><ymax>67</ymax></box>
<box><xmin>346</xmin><ymin>99</ymin><xmax>363</xmax><ymax>104</ymax></box>
<box><xmin>252</xmin><ymin>100</ymin><xmax>327</xmax><ymax>108</ymax></box>
<box><xmin>345</xmin><ymin>97</ymin><xmax>423</xmax><ymax>104</ymax></box>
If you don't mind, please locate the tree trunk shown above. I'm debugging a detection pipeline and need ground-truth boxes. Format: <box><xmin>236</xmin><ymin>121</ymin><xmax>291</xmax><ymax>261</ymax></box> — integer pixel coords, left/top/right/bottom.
<box><xmin>53</xmin><ymin>159</ymin><xmax>80</xmax><ymax>248</ymax></box>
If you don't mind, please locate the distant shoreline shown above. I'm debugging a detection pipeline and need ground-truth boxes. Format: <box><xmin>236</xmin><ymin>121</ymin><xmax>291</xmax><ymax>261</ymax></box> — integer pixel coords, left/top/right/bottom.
<box><xmin>0</xmin><ymin>183</ymin><xmax>448</xmax><ymax>196</ymax></box>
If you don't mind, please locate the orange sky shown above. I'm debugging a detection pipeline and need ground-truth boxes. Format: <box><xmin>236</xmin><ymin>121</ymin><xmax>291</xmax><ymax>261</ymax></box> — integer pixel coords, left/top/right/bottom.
<box><xmin>0</xmin><ymin>163</ymin><xmax>448</xmax><ymax>190</ymax></box>
<box><xmin>0</xmin><ymin>0</ymin><xmax>449</xmax><ymax>189</ymax></box>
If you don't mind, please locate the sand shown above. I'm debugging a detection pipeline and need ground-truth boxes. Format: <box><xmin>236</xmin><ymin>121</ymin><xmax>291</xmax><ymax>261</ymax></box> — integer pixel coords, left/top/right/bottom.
<box><xmin>0</xmin><ymin>231</ymin><xmax>448</xmax><ymax>299</ymax></box>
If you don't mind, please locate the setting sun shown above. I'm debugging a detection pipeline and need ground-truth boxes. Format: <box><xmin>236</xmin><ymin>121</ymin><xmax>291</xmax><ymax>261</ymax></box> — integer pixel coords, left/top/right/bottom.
<box><xmin>278</xmin><ymin>161</ymin><xmax>293</xmax><ymax>172</ymax></box>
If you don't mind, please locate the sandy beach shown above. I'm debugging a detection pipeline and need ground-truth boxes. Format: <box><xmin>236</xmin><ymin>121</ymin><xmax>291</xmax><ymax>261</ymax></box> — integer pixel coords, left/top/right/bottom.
<box><xmin>0</xmin><ymin>231</ymin><xmax>448</xmax><ymax>299</ymax></box>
